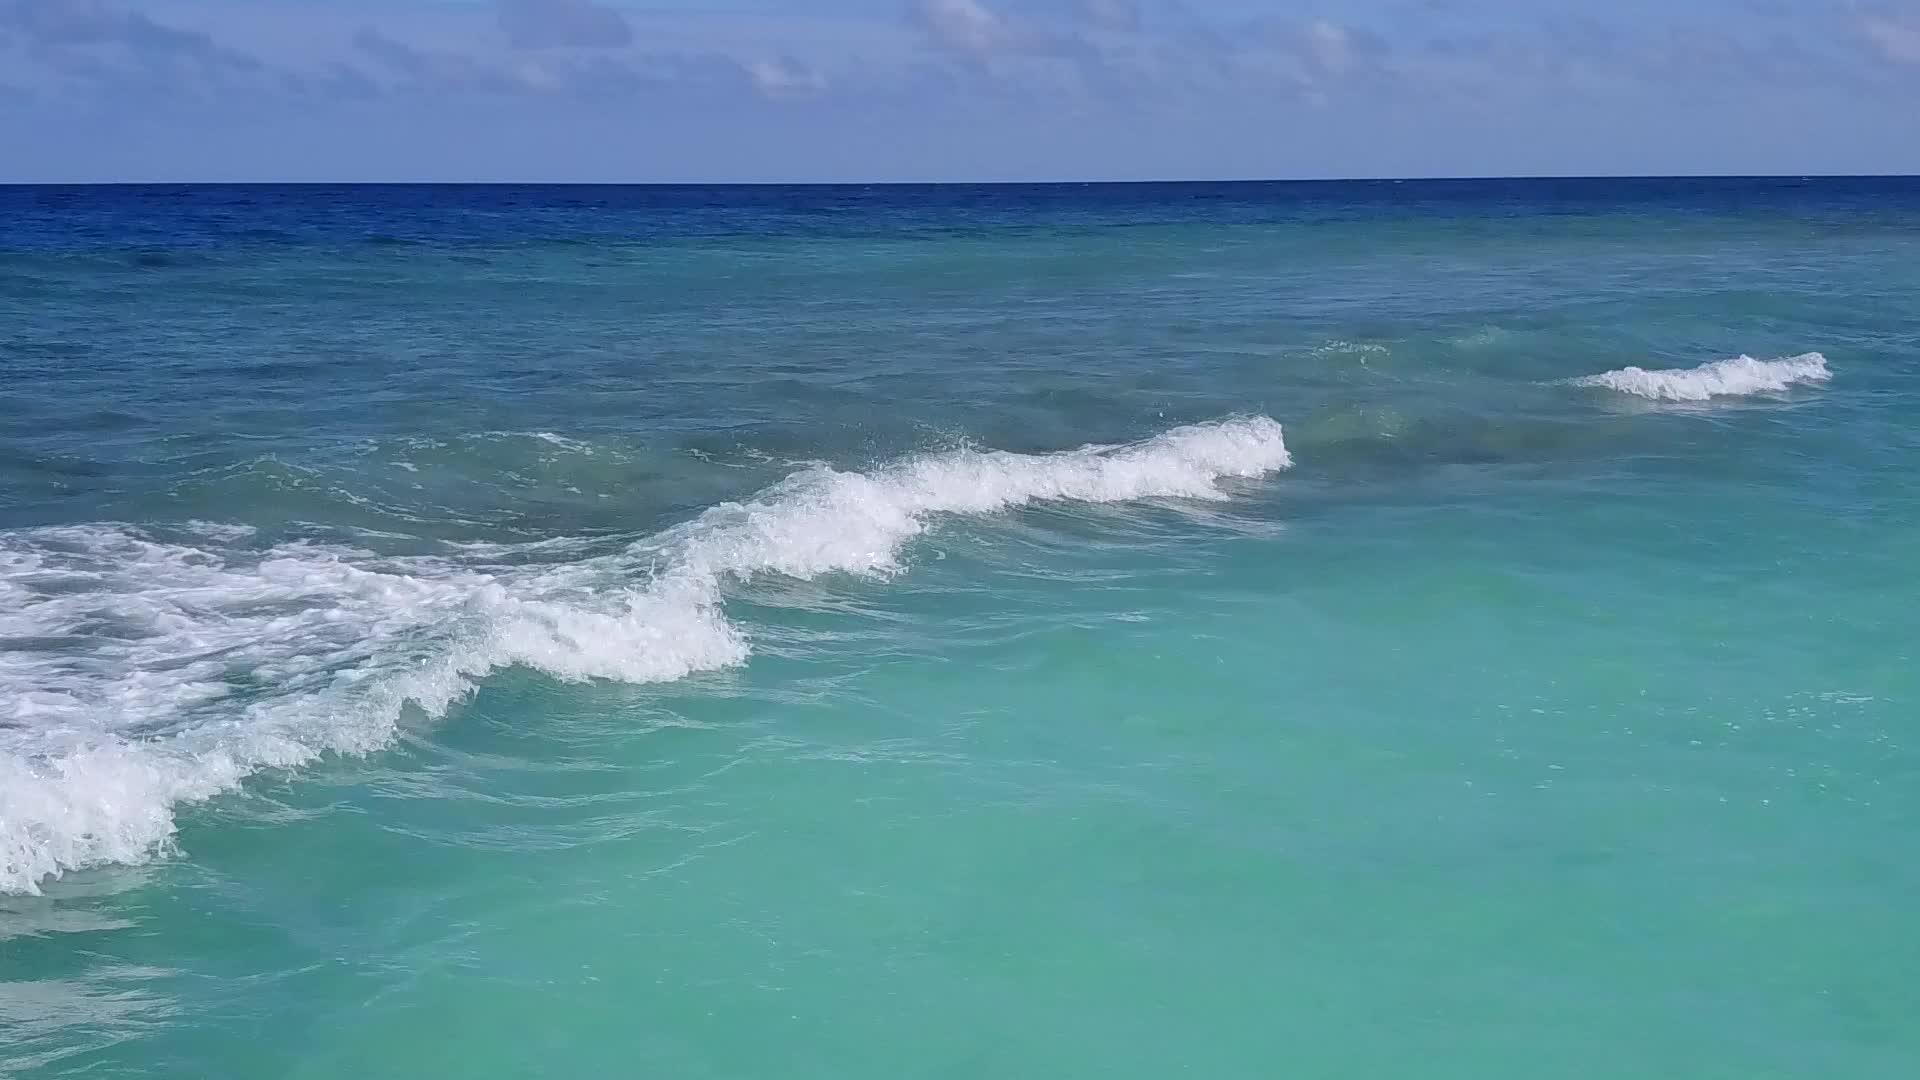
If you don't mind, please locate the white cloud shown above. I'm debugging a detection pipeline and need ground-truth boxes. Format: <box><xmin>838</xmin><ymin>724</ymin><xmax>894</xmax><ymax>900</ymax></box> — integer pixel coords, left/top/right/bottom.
<box><xmin>746</xmin><ymin>56</ymin><xmax>825</xmax><ymax>98</ymax></box>
<box><xmin>1862</xmin><ymin>16</ymin><xmax>1920</xmax><ymax>64</ymax></box>
<box><xmin>1308</xmin><ymin>19</ymin><xmax>1351</xmax><ymax>74</ymax></box>
<box><xmin>0</xmin><ymin>0</ymin><xmax>1895</xmax><ymax>125</ymax></box>
<box><xmin>916</xmin><ymin>0</ymin><xmax>1013</xmax><ymax>55</ymax></box>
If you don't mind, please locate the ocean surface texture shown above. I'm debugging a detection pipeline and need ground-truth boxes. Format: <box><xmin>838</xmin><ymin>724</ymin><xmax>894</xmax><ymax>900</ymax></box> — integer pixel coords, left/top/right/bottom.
<box><xmin>2</xmin><ymin>180</ymin><xmax>1916</xmax><ymax>1077</ymax></box>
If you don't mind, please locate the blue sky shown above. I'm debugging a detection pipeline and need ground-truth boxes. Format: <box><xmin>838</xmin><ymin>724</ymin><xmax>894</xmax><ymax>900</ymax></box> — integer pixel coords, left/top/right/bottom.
<box><xmin>1</xmin><ymin>0</ymin><xmax>1917</xmax><ymax>181</ymax></box>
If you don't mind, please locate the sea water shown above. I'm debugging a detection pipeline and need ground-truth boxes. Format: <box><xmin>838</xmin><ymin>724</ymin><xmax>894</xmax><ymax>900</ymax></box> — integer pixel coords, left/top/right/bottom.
<box><xmin>2</xmin><ymin>180</ymin><xmax>1916</xmax><ymax>1077</ymax></box>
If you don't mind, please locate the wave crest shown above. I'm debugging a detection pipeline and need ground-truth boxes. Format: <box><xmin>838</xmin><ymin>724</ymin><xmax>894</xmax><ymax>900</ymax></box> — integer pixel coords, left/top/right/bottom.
<box><xmin>1573</xmin><ymin>352</ymin><xmax>1831</xmax><ymax>402</ymax></box>
<box><xmin>0</xmin><ymin>417</ymin><xmax>1290</xmax><ymax>894</ymax></box>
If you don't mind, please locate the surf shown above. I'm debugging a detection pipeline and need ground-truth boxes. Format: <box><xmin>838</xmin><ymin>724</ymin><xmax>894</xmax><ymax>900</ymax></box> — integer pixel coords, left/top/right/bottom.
<box><xmin>0</xmin><ymin>417</ymin><xmax>1291</xmax><ymax>894</ymax></box>
<box><xmin>1572</xmin><ymin>353</ymin><xmax>1831</xmax><ymax>401</ymax></box>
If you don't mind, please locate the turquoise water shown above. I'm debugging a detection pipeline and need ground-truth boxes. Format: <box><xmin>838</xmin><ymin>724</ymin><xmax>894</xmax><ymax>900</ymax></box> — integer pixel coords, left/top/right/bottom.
<box><xmin>3</xmin><ymin>181</ymin><xmax>1918</xmax><ymax>1076</ymax></box>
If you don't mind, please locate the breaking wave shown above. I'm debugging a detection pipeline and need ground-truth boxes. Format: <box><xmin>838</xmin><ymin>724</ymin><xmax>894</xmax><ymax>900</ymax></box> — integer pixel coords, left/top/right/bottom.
<box><xmin>0</xmin><ymin>417</ymin><xmax>1290</xmax><ymax>894</ymax></box>
<box><xmin>1572</xmin><ymin>353</ymin><xmax>1832</xmax><ymax>401</ymax></box>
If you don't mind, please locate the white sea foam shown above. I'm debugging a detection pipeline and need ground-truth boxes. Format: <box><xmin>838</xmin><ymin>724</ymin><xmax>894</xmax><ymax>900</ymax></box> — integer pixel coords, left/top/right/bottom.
<box><xmin>0</xmin><ymin>417</ymin><xmax>1290</xmax><ymax>894</ymax></box>
<box><xmin>526</xmin><ymin>432</ymin><xmax>596</xmax><ymax>455</ymax></box>
<box><xmin>1573</xmin><ymin>352</ymin><xmax>1831</xmax><ymax>402</ymax></box>
<box><xmin>1315</xmin><ymin>339</ymin><xmax>1389</xmax><ymax>360</ymax></box>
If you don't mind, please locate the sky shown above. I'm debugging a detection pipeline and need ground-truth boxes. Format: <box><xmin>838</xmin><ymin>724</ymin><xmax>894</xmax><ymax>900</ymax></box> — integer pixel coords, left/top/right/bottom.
<box><xmin>1</xmin><ymin>0</ymin><xmax>1918</xmax><ymax>182</ymax></box>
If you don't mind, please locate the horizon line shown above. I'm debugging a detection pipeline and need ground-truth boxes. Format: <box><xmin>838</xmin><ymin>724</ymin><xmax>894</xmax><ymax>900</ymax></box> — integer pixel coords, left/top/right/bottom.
<box><xmin>3</xmin><ymin>173</ymin><xmax>1916</xmax><ymax>188</ymax></box>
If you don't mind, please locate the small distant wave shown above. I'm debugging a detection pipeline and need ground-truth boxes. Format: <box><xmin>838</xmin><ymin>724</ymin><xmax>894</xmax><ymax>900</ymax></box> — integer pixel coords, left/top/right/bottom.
<box><xmin>1572</xmin><ymin>353</ymin><xmax>1831</xmax><ymax>402</ymax></box>
<box><xmin>1314</xmin><ymin>340</ymin><xmax>1389</xmax><ymax>360</ymax></box>
<box><xmin>526</xmin><ymin>432</ymin><xmax>596</xmax><ymax>455</ymax></box>
<box><xmin>1450</xmin><ymin>326</ymin><xmax>1512</xmax><ymax>349</ymax></box>
<box><xmin>0</xmin><ymin>417</ymin><xmax>1290</xmax><ymax>894</ymax></box>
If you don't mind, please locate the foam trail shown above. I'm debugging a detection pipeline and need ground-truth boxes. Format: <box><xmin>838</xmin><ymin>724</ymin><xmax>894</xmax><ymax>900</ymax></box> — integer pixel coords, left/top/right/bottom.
<box><xmin>1572</xmin><ymin>352</ymin><xmax>1831</xmax><ymax>402</ymax></box>
<box><xmin>0</xmin><ymin>417</ymin><xmax>1289</xmax><ymax>894</ymax></box>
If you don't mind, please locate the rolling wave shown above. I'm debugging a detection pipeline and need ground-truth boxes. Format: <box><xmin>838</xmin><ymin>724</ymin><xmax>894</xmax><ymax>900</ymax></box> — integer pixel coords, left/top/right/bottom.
<box><xmin>1573</xmin><ymin>353</ymin><xmax>1831</xmax><ymax>401</ymax></box>
<box><xmin>0</xmin><ymin>417</ymin><xmax>1290</xmax><ymax>894</ymax></box>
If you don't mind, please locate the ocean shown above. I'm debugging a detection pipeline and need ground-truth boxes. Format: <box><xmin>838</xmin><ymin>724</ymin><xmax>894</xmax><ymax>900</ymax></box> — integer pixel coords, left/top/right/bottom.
<box><xmin>2</xmin><ymin>179</ymin><xmax>1916</xmax><ymax>1077</ymax></box>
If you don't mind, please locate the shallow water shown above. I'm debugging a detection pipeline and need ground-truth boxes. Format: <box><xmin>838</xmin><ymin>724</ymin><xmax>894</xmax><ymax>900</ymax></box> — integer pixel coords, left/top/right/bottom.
<box><xmin>3</xmin><ymin>180</ymin><xmax>1918</xmax><ymax>1077</ymax></box>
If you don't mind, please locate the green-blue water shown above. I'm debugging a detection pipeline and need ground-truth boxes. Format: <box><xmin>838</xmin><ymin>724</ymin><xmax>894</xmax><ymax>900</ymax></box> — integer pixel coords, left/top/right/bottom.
<box><xmin>3</xmin><ymin>180</ymin><xmax>1917</xmax><ymax>1077</ymax></box>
